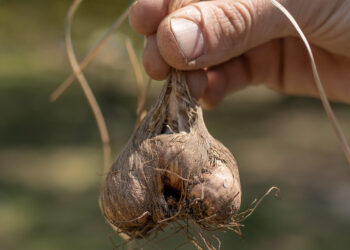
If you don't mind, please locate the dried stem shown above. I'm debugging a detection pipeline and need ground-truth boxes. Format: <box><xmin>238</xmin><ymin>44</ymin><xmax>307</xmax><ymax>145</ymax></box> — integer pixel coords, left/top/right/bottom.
<box><xmin>125</xmin><ymin>38</ymin><xmax>151</xmax><ymax>126</ymax></box>
<box><xmin>125</xmin><ymin>38</ymin><xmax>144</xmax><ymax>95</ymax></box>
<box><xmin>65</xmin><ymin>0</ymin><xmax>111</xmax><ymax>174</ymax></box>
<box><xmin>270</xmin><ymin>0</ymin><xmax>350</xmax><ymax>166</ymax></box>
<box><xmin>135</xmin><ymin>77</ymin><xmax>152</xmax><ymax>126</ymax></box>
<box><xmin>64</xmin><ymin>2</ymin><xmax>131</xmax><ymax>243</ymax></box>
<box><xmin>142</xmin><ymin>77</ymin><xmax>152</xmax><ymax>113</ymax></box>
<box><xmin>50</xmin><ymin>3</ymin><xmax>131</xmax><ymax>102</ymax></box>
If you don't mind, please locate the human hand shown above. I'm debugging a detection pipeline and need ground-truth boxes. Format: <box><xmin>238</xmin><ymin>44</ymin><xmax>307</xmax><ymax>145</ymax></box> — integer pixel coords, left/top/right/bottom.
<box><xmin>129</xmin><ymin>0</ymin><xmax>350</xmax><ymax>108</ymax></box>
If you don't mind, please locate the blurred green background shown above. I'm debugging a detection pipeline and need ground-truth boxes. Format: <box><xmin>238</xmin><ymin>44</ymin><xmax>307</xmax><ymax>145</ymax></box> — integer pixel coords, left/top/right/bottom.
<box><xmin>1</xmin><ymin>0</ymin><xmax>350</xmax><ymax>249</ymax></box>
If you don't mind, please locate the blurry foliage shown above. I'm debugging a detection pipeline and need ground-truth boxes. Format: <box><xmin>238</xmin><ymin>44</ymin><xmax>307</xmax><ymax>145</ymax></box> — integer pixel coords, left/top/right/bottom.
<box><xmin>1</xmin><ymin>1</ymin><xmax>350</xmax><ymax>250</ymax></box>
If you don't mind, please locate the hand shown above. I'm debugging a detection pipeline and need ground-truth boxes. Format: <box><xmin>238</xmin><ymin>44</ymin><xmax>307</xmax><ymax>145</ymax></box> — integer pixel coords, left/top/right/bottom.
<box><xmin>129</xmin><ymin>0</ymin><xmax>350</xmax><ymax>108</ymax></box>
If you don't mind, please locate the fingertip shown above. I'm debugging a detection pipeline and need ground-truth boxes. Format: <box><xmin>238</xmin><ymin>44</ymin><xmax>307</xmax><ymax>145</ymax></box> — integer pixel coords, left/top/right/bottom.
<box><xmin>143</xmin><ymin>34</ymin><xmax>170</xmax><ymax>80</ymax></box>
<box><xmin>198</xmin><ymin>98</ymin><xmax>214</xmax><ymax>110</ymax></box>
<box><xmin>186</xmin><ymin>70</ymin><xmax>208</xmax><ymax>100</ymax></box>
<box><xmin>201</xmin><ymin>70</ymin><xmax>227</xmax><ymax>108</ymax></box>
<box><xmin>129</xmin><ymin>0</ymin><xmax>170</xmax><ymax>35</ymax></box>
<box><xmin>201</xmin><ymin>57</ymin><xmax>252</xmax><ymax>107</ymax></box>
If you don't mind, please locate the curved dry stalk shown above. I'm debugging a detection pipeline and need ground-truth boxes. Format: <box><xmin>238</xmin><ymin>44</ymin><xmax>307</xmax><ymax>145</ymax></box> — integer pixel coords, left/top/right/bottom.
<box><xmin>125</xmin><ymin>38</ymin><xmax>152</xmax><ymax>126</ymax></box>
<box><xmin>64</xmin><ymin>0</ymin><xmax>112</xmax><ymax>185</ymax></box>
<box><xmin>235</xmin><ymin>187</ymin><xmax>280</xmax><ymax>222</ymax></box>
<box><xmin>125</xmin><ymin>38</ymin><xmax>144</xmax><ymax>94</ymax></box>
<box><xmin>50</xmin><ymin>3</ymin><xmax>132</xmax><ymax>102</ymax></box>
<box><xmin>270</xmin><ymin>0</ymin><xmax>350</xmax><ymax>166</ymax></box>
<box><xmin>141</xmin><ymin>77</ymin><xmax>152</xmax><ymax>116</ymax></box>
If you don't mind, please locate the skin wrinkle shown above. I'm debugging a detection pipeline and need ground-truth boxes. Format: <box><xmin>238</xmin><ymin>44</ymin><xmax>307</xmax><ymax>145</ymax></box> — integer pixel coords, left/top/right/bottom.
<box><xmin>227</xmin><ymin>1</ymin><xmax>254</xmax><ymax>45</ymax></box>
<box><xmin>218</xmin><ymin>2</ymin><xmax>249</xmax><ymax>49</ymax></box>
<box><xmin>267</xmin><ymin>0</ymin><xmax>302</xmax><ymax>38</ymax></box>
<box><xmin>318</xmin><ymin>4</ymin><xmax>350</xmax><ymax>55</ymax></box>
<box><xmin>292</xmin><ymin>0</ymin><xmax>350</xmax><ymax>55</ymax></box>
<box><xmin>234</xmin><ymin>0</ymin><xmax>255</xmax><ymax>46</ymax></box>
<box><xmin>290</xmin><ymin>0</ymin><xmax>319</xmax><ymax>34</ymax></box>
<box><xmin>206</xmin><ymin>4</ymin><xmax>222</xmax><ymax>52</ymax></box>
<box><xmin>306</xmin><ymin>0</ymin><xmax>340</xmax><ymax>39</ymax></box>
<box><xmin>308</xmin><ymin>1</ymin><xmax>350</xmax><ymax>53</ymax></box>
<box><xmin>189</xmin><ymin>2</ymin><xmax>251</xmax><ymax>66</ymax></box>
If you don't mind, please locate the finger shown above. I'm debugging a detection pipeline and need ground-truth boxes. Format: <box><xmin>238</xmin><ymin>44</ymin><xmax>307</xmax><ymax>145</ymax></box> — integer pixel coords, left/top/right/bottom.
<box><xmin>129</xmin><ymin>0</ymin><xmax>171</xmax><ymax>35</ymax></box>
<box><xmin>201</xmin><ymin>55</ymin><xmax>252</xmax><ymax>109</ymax></box>
<box><xmin>129</xmin><ymin>0</ymin><xmax>196</xmax><ymax>36</ymax></box>
<box><xmin>200</xmin><ymin>39</ymin><xmax>288</xmax><ymax>108</ymax></box>
<box><xmin>156</xmin><ymin>0</ymin><xmax>305</xmax><ymax>70</ymax></box>
<box><xmin>143</xmin><ymin>34</ymin><xmax>170</xmax><ymax>80</ymax></box>
<box><xmin>200</xmin><ymin>38</ymin><xmax>350</xmax><ymax>108</ymax></box>
<box><xmin>186</xmin><ymin>69</ymin><xmax>208</xmax><ymax>100</ymax></box>
<box><xmin>265</xmin><ymin>38</ymin><xmax>350</xmax><ymax>104</ymax></box>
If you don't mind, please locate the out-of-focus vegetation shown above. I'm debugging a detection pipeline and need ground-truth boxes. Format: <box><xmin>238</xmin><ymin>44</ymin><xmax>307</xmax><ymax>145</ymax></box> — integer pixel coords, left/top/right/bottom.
<box><xmin>1</xmin><ymin>0</ymin><xmax>350</xmax><ymax>249</ymax></box>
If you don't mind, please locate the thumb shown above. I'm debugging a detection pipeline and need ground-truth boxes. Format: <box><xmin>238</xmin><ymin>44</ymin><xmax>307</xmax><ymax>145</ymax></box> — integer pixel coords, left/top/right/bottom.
<box><xmin>156</xmin><ymin>0</ymin><xmax>297</xmax><ymax>70</ymax></box>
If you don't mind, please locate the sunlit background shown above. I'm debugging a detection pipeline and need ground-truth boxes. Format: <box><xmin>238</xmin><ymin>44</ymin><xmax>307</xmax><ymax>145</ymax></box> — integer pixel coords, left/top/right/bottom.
<box><xmin>1</xmin><ymin>0</ymin><xmax>350</xmax><ymax>249</ymax></box>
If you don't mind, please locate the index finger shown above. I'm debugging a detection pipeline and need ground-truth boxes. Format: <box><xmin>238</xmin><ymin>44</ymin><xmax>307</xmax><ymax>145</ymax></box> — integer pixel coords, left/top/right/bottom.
<box><xmin>129</xmin><ymin>0</ymin><xmax>171</xmax><ymax>35</ymax></box>
<box><xmin>129</xmin><ymin>0</ymin><xmax>196</xmax><ymax>35</ymax></box>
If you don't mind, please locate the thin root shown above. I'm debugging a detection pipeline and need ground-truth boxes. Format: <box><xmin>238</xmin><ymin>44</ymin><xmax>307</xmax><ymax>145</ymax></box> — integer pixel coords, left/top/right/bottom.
<box><xmin>235</xmin><ymin>186</ymin><xmax>280</xmax><ymax>222</ymax></box>
<box><xmin>125</xmin><ymin>38</ymin><xmax>151</xmax><ymax>127</ymax></box>
<box><xmin>114</xmin><ymin>211</ymin><xmax>150</xmax><ymax>224</ymax></box>
<box><xmin>153</xmin><ymin>168</ymin><xmax>191</xmax><ymax>182</ymax></box>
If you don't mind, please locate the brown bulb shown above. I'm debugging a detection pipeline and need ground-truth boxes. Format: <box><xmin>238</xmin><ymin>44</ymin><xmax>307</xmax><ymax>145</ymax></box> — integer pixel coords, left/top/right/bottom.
<box><xmin>99</xmin><ymin>70</ymin><xmax>241</xmax><ymax>238</ymax></box>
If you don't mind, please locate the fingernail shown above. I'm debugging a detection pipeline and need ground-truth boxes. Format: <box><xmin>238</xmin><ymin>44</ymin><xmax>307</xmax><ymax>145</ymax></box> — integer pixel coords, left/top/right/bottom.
<box><xmin>170</xmin><ymin>18</ymin><xmax>204</xmax><ymax>62</ymax></box>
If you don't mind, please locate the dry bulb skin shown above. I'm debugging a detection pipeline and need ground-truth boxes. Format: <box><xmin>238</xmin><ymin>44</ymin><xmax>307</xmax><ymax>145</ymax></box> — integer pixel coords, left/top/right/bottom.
<box><xmin>100</xmin><ymin>70</ymin><xmax>242</xmax><ymax>238</ymax></box>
